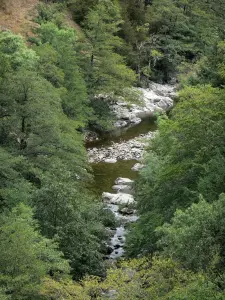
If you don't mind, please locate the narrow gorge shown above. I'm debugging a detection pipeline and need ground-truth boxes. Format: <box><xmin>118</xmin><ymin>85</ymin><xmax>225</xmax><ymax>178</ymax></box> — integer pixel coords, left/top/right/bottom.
<box><xmin>87</xmin><ymin>82</ymin><xmax>176</xmax><ymax>259</ymax></box>
<box><xmin>2</xmin><ymin>0</ymin><xmax>225</xmax><ymax>297</ymax></box>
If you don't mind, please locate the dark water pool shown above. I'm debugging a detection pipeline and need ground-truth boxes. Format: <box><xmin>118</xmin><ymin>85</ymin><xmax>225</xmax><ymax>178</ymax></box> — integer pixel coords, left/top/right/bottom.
<box><xmin>91</xmin><ymin>160</ymin><xmax>138</xmax><ymax>196</ymax></box>
<box><xmin>86</xmin><ymin>117</ymin><xmax>157</xmax><ymax>149</ymax></box>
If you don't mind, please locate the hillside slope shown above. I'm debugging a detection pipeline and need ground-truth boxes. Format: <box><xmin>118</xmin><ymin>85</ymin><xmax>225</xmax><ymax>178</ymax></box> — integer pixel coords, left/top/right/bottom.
<box><xmin>0</xmin><ymin>0</ymin><xmax>38</xmax><ymax>35</ymax></box>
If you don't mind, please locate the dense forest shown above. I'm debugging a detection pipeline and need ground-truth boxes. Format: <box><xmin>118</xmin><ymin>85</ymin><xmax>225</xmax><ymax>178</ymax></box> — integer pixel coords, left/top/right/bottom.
<box><xmin>1</xmin><ymin>0</ymin><xmax>225</xmax><ymax>298</ymax></box>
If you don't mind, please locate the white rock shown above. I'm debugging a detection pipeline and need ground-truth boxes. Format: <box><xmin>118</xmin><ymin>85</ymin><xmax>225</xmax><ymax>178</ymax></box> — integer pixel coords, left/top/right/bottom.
<box><xmin>88</xmin><ymin>88</ymin><xmax>166</xmax><ymax>164</ymax></box>
<box><xmin>115</xmin><ymin>177</ymin><xmax>134</xmax><ymax>186</ymax></box>
<box><xmin>102</xmin><ymin>191</ymin><xmax>135</xmax><ymax>205</ymax></box>
<box><xmin>102</xmin><ymin>192</ymin><xmax>115</xmax><ymax>201</ymax></box>
<box><xmin>104</xmin><ymin>158</ymin><xmax>117</xmax><ymax>163</ymax></box>
<box><xmin>110</xmin><ymin>193</ymin><xmax>135</xmax><ymax>205</ymax></box>
<box><xmin>95</xmin><ymin>83</ymin><xmax>176</xmax><ymax>133</ymax></box>
<box><xmin>130</xmin><ymin>117</ymin><xmax>142</xmax><ymax>124</ymax></box>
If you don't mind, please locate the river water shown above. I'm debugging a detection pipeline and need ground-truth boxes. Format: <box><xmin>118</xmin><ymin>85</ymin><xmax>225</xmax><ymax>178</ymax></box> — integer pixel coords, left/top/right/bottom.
<box><xmin>86</xmin><ymin>82</ymin><xmax>175</xmax><ymax>259</ymax></box>
<box><xmin>87</xmin><ymin>117</ymin><xmax>157</xmax><ymax>259</ymax></box>
<box><xmin>88</xmin><ymin>118</ymin><xmax>157</xmax><ymax>196</ymax></box>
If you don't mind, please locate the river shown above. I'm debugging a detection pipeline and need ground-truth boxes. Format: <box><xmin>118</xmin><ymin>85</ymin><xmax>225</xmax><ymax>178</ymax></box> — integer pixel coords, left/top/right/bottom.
<box><xmin>87</xmin><ymin>117</ymin><xmax>157</xmax><ymax>259</ymax></box>
<box><xmin>87</xmin><ymin>82</ymin><xmax>176</xmax><ymax>259</ymax></box>
<box><xmin>88</xmin><ymin>118</ymin><xmax>157</xmax><ymax>195</ymax></box>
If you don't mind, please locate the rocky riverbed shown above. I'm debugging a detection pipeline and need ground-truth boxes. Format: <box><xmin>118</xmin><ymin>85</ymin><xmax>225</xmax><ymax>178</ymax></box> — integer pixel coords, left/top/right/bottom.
<box><xmin>103</xmin><ymin>177</ymin><xmax>138</xmax><ymax>259</ymax></box>
<box><xmin>112</xmin><ymin>82</ymin><xmax>176</xmax><ymax>128</ymax></box>
<box><xmin>88</xmin><ymin>82</ymin><xmax>176</xmax><ymax>259</ymax></box>
<box><xmin>88</xmin><ymin>131</ymin><xmax>155</xmax><ymax>163</ymax></box>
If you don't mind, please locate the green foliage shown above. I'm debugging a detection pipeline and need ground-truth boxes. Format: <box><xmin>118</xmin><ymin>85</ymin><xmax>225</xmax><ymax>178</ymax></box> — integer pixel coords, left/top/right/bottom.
<box><xmin>2</xmin><ymin>0</ymin><xmax>225</xmax><ymax>297</ymax></box>
<box><xmin>78</xmin><ymin>257</ymin><xmax>224</xmax><ymax>299</ymax></box>
<box><xmin>157</xmin><ymin>194</ymin><xmax>225</xmax><ymax>272</ymax></box>
<box><xmin>0</xmin><ymin>148</ymin><xmax>33</xmax><ymax>210</ymax></box>
<box><xmin>65</xmin><ymin>0</ymin><xmax>135</xmax><ymax>130</ymax></box>
<box><xmin>88</xmin><ymin>96</ymin><xmax>115</xmax><ymax>131</ymax></box>
<box><xmin>127</xmin><ymin>85</ymin><xmax>225</xmax><ymax>258</ymax></box>
<box><xmin>83</xmin><ymin>0</ymin><xmax>136</xmax><ymax>95</ymax></box>
<box><xmin>198</xmin><ymin>150</ymin><xmax>225</xmax><ymax>202</ymax></box>
<box><xmin>0</xmin><ymin>32</ymin><xmax>37</xmax><ymax>73</ymax></box>
<box><xmin>117</xmin><ymin>0</ymin><xmax>225</xmax><ymax>83</ymax></box>
<box><xmin>35</xmin><ymin>2</ymin><xmax>66</xmax><ymax>27</ymax></box>
<box><xmin>122</xmin><ymin>0</ymin><xmax>225</xmax><ymax>290</ymax></box>
<box><xmin>0</xmin><ymin>203</ymin><xmax>69</xmax><ymax>299</ymax></box>
<box><xmin>193</xmin><ymin>41</ymin><xmax>225</xmax><ymax>87</ymax></box>
<box><xmin>0</xmin><ymin>28</ymin><xmax>108</xmax><ymax>284</ymax></box>
<box><xmin>40</xmin><ymin>277</ymin><xmax>91</xmax><ymax>300</ymax></box>
<box><xmin>35</xmin><ymin>22</ymin><xmax>90</xmax><ymax>122</ymax></box>
<box><xmin>67</xmin><ymin>0</ymin><xmax>97</xmax><ymax>24</ymax></box>
<box><xmin>143</xmin><ymin>0</ymin><xmax>219</xmax><ymax>82</ymax></box>
<box><xmin>34</xmin><ymin>170</ymin><xmax>106</xmax><ymax>279</ymax></box>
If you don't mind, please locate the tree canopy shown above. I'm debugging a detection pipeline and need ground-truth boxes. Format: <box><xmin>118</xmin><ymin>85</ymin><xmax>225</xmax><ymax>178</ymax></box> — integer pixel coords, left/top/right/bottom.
<box><xmin>1</xmin><ymin>0</ymin><xmax>225</xmax><ymax>298</ymax></box>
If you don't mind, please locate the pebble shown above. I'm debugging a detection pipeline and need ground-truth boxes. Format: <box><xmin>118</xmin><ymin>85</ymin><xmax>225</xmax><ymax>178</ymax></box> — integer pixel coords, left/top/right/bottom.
<box><xmin>88</xmin><ymin>131</ymin><xmax>155</xmax><ymax>163</ymax></box>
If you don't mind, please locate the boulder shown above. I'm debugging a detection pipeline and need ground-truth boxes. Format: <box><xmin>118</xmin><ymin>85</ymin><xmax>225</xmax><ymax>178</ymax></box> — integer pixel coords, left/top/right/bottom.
<box><xmin>102</xmin><ymin>192</ymin><xmax>135</xmax><ymax>205</ymax></box>
<box><xmin>115</xmin><ymin>177</ymin><xmax>134</xmax><ymax>186</ymax></box>
<box><xmin>111</xmin><ymin>193</ymin><xmax>135</xmax><ymax>205</ymax></box>
<box><xmin>111</xmin><ymin>83</ymin><xmax>176</xmax><ymax>128</ymax></box>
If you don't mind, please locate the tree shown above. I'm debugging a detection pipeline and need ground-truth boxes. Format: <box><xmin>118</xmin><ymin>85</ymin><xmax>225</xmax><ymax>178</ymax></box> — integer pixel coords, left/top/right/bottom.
<box><xmin>66</xmin><ymin>0</ymin><xmax>97</xmax><ymax>23</ymax></box>
<box><xmin>84</xmin><ymin>0</ymin><xmax>136</xmax><ymax>95</ymax></box>
<box><xmin>0</xmin><ymin>31</ymin><xmax>37</xmax><ymax>73</ymax></box>
<box><xmin>192</xmin><ymin>41</ymin><xmax>225</xmax><ymax>87</ymax></box>
<box><xmin>35</xmin><ymin>22</ymin><xmax>90</xmax><ymax>123</ymax></box>
<box><xmin>34</xmin><ymin>168</ymin><xmax>106</xmax><ymax>279</ymax></box>
<box><xmin>0</xmin><ymin>203</ymin><xmax>70</xmax><ymax>299</ymax></box>
<box><xmin>80</xmin><ymin>0</ymin><xmax>136</xmax><ymax>130</ymax></box>
<box><xmin>127</xmin><ymin>85</ymin><xmax>225</xmax><ymax>256</ymax></box>
<box><xmin>78</xmin><ymin>257</ymin><xmax>224</xmax><ymax>299</ymax></box>
<box><xmin>157</xmin><ymin>194</ymin><xmax>225</xmax><ymax>281</ymax></box>
<box><xmin>0</xmin><ymin>29</ymin><xmax>108</xmax><ymax>280</ymax></box>
<box><xmin>0</xmin><ymin>148</ymin><xmax>33</xmax><ymax>210</ymax></box>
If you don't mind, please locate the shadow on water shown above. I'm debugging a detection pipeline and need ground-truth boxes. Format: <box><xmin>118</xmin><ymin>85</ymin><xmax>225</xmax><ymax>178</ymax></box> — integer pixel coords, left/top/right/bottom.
<box><xmin>86</xmin><ymin>117</ymin><xmax>157</xmax><ymax>149</ymax></box>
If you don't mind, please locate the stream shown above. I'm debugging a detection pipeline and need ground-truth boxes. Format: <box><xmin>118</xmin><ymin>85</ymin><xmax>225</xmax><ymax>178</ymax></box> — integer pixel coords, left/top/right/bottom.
<box><xmin>88</xmin><ymin>118</ymin><xmax>157</xmax><ymax>259</ymax></box>
<box><xmin>88</xmin><ymin>119</ymin><xmax>157</xmax><ymax>195</ymax></box>
<box><xmin>87</xmin><ymin>83</ymin><xmax>176</xmax><ymax>260</ymax></box>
